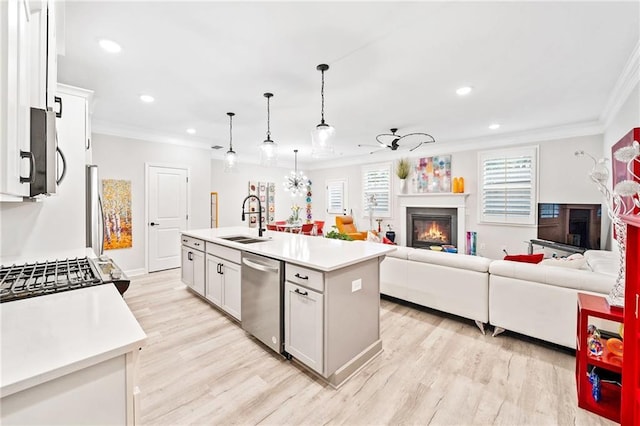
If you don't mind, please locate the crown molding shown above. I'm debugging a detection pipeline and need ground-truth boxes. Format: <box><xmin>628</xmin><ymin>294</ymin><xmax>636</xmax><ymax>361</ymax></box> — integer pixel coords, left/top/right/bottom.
<box><xmin>307</xmin><ymin>120</ymin><xmax>604</xmax><ymax>170</ymax></box>
<box><xmin>600</xmin><ymin>40</ymin><xmax>640</xmax><ymax>129</ymax></box>
<box><xmin>92</xmin><ymin>119</ymin><xmax>213</xmax><ymax>152</ymax></box>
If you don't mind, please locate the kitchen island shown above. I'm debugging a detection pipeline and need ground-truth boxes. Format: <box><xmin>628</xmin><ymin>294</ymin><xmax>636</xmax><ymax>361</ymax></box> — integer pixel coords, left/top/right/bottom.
<box><xmin>181</xmin><ymin>227</ymin><xmax>396</xmax><ymax>387</ymax></box>
<box><xmin>0</xmin><ymin>248</ymin><xmax>146</xmax><ymax>425</ymax></box>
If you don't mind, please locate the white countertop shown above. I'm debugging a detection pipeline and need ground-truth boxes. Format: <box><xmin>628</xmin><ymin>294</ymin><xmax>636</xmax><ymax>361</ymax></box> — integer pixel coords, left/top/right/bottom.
<box><xmin>0</xmin><ymin>259</ymin><xmax>146</xmax><ymax>397</ymax></box>
<box><xmin>182</xmin><ymin>227</ymin><xmax>396</xmax><ymax>271</ymax></box>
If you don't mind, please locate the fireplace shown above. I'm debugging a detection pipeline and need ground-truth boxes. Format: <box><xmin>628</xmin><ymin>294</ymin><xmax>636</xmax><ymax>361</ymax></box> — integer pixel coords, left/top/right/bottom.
<box><xmin>407</xmin><ymin>207</ymin><xmax>457</xmax><ymax>249</ymax></box>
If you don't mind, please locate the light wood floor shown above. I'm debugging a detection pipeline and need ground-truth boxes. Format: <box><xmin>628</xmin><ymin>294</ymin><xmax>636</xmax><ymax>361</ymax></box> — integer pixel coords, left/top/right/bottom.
<box><xmin>125</xmin><ymin>269</ymin><xmax>615</xmax><ymax>426</ymax></box>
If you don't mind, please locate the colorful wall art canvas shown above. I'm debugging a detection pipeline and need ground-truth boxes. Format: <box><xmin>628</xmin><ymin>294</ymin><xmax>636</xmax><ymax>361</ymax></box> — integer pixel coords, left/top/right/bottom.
<box><xmin>415</xmin><ymin>155</ymin><xmax>452</xmax><ymax>193</ymax></box>
<box><xmin>102</xmin><ymin>179</ymin><xmax>132</xmax><ymax>250</ymax></box>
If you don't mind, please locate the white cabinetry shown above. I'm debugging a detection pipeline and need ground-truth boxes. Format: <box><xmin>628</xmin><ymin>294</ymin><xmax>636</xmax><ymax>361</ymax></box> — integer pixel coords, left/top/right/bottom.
<box><xmin>284</xmin><ymin>281</ymin><xmax>324</xmax><ymax>374</ymax></box>
<box><xmin>28</xmin><ymin>0</ymin><xmax>56</xmax><ymax>110</ymax></box>
<box><xmin>181</xmin><ymin>236</ymin><xmax>205</xmax><ymax>296</ymax></box>
<box><xmin>205</xmin><ymin>243</ymin><xmax>241</xmax><ymax>320</ymax></box>
<box><xmin>1</xmin><ymin>0</ymin><xmax>33</xmax><ymax>200</ymax></box>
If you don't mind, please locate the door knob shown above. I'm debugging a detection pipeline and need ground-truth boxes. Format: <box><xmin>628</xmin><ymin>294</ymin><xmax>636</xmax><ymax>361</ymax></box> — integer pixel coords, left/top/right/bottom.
<box><xmin>150</xmin><ymin>222</ymin><xmax>159</xmax><ymax>226</ymax></box>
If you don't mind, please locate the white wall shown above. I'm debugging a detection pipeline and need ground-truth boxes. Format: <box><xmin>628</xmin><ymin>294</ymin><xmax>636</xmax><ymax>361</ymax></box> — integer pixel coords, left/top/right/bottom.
<box><xmin>210</xmin><ymin>159</ymin><xmax>306</xmax><ymax>228</ymax></box>
<box><xmin>92</xmin><ymin>133</ymin><xmax>211</xmax><ymax>274</ymax></box>
<box><xmin>308</xmin><ymin>134</ymin><xmax>605</xmax><ymax>260</ymax></box>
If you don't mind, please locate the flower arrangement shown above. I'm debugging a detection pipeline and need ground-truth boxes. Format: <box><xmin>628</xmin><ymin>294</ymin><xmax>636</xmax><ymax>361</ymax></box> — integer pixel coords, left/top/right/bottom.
<box><xmin>288</xmin><ymin>204</ymin><xmax>301</xmax><ymax>224</ymax></box>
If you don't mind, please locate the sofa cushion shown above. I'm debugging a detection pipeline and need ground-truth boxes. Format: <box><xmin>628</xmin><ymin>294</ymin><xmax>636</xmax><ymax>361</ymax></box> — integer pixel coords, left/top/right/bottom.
<box><xmin>540</xmin><ymin>255</ymin><xmax>587</xmax><ymax>269</ymax></box>
<box><xmin>489</xmin><ymin>260</ymin><xmax>614</xmax><ymax>294</ymax></box>
<box><xmin>584</xmin><ymin>250</ymin><xmax>619</xmax><ymax>276</ymax></box>
<box><xmin>407</xmin><ymin>249</ymin><xmax>491</xmax><ymax>273</ymax></box>
<box><xmin>386</xmin><ymin>245</ymin><xmax>411</xmax><ymax>260</ymax></box>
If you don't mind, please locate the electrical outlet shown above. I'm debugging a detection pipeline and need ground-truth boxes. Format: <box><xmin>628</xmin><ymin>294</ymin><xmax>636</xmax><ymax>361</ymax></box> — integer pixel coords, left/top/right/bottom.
<box><xmin>479</xmin><ymin>243</ymin><xmax>486</xmax><ymax>250</ymax></box>
<box><xmin>352</xmin><ymin>279</ymin><xmax>362</xmax><ymax>292</ymax></box>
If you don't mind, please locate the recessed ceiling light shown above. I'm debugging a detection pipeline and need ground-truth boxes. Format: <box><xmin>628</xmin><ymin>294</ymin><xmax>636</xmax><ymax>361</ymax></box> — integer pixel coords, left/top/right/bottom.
<box><xmin>186</xmin><ymin>128</ymin><xmax>196</xmax><ymax>135</ymax></box>
<box><xmin>98</xmin><ymin>39</ymin><xmax>121</xmax><ymax>53</ymax></box>
<box><xmin>139</xmin><ymin>94</ymin><xmax>155</xmax><ymax>103</ymax></box>
<box><xmin>489</xmin><ymin>123</ymin><xmax>501</xmax><ymax>130</ymax></box>
<box><xmin>456</xmin><ymin>86</ymin><xmax>473</xmax><ymax>96</ymax></box>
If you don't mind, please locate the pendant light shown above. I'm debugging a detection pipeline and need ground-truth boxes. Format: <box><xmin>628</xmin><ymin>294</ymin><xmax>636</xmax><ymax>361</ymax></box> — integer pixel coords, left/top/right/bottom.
<box><xmin>283</xmin><ymin>149</ymin><xmax>308</xmax><ymax>197</ymax></box>
<box><xmin>224</xmin><ymin>112</ymin><xmax>237</xmax><ymax>173</ymax></box>
<box><xmin>259</xmin><ymin>92</ymin><xmax>278</xmax><ymax>167</ymax></box>
<box><xmin>311</xmin><ymin>63</ymin><xmax>335</xmax><ymax>158</ymax></box>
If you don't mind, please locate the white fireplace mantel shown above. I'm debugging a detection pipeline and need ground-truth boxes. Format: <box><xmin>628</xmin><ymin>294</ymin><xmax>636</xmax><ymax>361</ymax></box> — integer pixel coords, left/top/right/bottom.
<box><xmin>398</xmin><ymin>193</ymin><xmax>469</xmax><ymax>250</ymax></box>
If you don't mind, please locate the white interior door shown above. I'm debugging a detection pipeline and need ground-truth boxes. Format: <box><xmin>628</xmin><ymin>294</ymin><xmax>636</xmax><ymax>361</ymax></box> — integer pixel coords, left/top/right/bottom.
<box><xmin>148</xmin><ymin>165</ymin><xmax>188</xmax><ymax>272</ymax></box>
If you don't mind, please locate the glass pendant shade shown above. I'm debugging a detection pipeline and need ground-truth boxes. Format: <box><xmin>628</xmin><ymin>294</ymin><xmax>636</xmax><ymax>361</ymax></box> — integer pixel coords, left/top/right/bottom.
<box><xmin>260</xmin><ymin>139</ymin><xmax>278</xmax><ymax>167</ymax></box>
<box><xmin>311</xmin><ymin>123</ymin><xmax>335</xmax><ymax>158</ymax></box>
<box><xmin>224</xmin><ymin>149</ymin><xmax>237</xmax><ymax>172</ymax></box>
<box><xmin>283</xmin><ymin>149</ymin><xmax>307</xmax><ymax>197</ymax></box>
<box><xmin>260</xmin><ymin>93</ymin><xmax>278</xmax><ymax>167</ymax></box>
<box><xmin>223</xmin><ymin>112</ymin><xmax>237</xmax><ymax>173</ymax></box>
<box><xmin>311</xmin><ymin>63</ymin><xmax>335</xmax><ymax>158</ymax></box>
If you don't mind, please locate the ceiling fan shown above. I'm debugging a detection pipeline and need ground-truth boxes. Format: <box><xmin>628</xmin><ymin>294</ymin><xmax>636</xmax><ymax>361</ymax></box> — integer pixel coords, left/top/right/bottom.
<box><xmin>358</xmin><ymin>128</ymin><xmax>436</xmax><ymax>154</ymax></box>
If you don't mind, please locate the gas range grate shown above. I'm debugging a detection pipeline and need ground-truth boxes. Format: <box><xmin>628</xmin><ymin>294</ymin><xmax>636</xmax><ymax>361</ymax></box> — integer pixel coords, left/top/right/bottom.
<box><xmin>0</xmin><ymin>257</ymin><xmax>105</xmax><ymax>303</ymax></box>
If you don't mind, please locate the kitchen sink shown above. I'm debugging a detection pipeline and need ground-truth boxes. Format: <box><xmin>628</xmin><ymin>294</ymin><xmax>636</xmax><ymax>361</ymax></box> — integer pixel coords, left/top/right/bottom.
<box><xmin>220</xmin><ymin>236</ymin><xmax>269</xmax><ymax>244</ymax></box>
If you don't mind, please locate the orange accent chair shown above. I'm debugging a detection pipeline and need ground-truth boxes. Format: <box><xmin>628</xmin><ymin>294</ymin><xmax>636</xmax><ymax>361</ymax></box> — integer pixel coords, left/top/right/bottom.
<box><xmin>335</xmin><ymin>215</ymin><xmax>368</xmax><ymax>240</ymax></box>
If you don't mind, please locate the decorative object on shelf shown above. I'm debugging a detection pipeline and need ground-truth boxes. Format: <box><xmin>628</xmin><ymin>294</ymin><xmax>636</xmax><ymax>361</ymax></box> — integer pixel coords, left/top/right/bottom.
<box><xmin>589</xmin><ymin>368</ymin><xmax>602</xmax><ymax>402</ymax></box>
<box><xmin>259</xmin><ymin>92</ymin><xmax>278</xmax><ymax>167</ymax></box>
<box><xmin>587</xmin><ymin>328</ymin><xmax>604</xmax><ymax>356</ymax></box>
<box><xmin>415</xmin><ymin>155</ymin><xmax>451</xmax><ymax>193</ymax></box>
<box><xmin>358</xmin><ymin>128</ymin><xmax>436</xmax><ymax>154</ymax></box>
<box><xmin>376</xmin><ymin>218</ymin><xmax>383</xmax><ymax>233</ymax></box>
<box><xmin>395</xmin><ymin>157</ymin><xmax>411</xmax><ymax>194</ymax></box>
<box><xmin>311</xmin><ymin>63</ymin><xmax>335</xmax><ymax>158</ymax></box>
<box><xmin>102</xmin><ymin>179</ymin><xmax>132</xmax><ymax>250</ymax></box>
<box><xmin>224</xmin><ymin>112</ymin><xmax>237</xmax><ymax>173</ymax></box>
<box><xmin>385</xmin><ymin>224</ymin><xmax>396</xmax><ymax>243</ymax></box>
<box><xmin>283</xmin><ymin>149</ymin><xmax>308</xmax><ymax>197</ymax></box>
<box><xmin>606</xmin><ymin>337</ymin><xmax>623</xmax><ymax>356</ymax></box>
<box><xmin>576</xmin><ymin>133</ymin><xmax>640</xmax><ymax>308</ymax></box>
<box><xmin>452</xmin><ymin>176</ymin><xmax>465</xmax><ymax>193</ymax></box>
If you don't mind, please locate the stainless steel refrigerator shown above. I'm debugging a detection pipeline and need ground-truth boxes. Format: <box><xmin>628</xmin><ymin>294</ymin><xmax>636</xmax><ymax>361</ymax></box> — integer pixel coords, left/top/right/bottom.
<box><xmin>86</xmin><ymin>165</ymin><xmax>105</xmax><ymax>256</ymax></box>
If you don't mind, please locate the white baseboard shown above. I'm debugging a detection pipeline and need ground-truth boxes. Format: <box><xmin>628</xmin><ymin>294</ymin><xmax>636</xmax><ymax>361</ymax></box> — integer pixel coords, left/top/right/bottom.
<box><xmin>125</xmin><ymin>268</ymin><xmax>147</xmax><ymax>277</ymax></box>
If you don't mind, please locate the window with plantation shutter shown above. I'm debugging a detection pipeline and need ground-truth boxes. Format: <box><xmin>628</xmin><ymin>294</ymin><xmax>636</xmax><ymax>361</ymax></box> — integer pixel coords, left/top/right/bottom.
<box><xmin>326</xmin><ymin>179</ymin><xmax>347</xmax><ymax>215</ymax></box>
<box><xmin>479</xmin><ymin>146</ymin><xmax>538</xmax><ymax>225</ymax></box>
<box><xmin>362</xmin><ymin>163</ymin><xmax>392</xmax><ymax>218</ymax></box>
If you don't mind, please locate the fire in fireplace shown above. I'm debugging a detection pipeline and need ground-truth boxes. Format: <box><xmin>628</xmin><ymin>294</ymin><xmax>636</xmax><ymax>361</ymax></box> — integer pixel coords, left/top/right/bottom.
<box><xmin>407</xmin><ymin>207</ymin><xmax>457</xmax><ymax>249</ymax></box>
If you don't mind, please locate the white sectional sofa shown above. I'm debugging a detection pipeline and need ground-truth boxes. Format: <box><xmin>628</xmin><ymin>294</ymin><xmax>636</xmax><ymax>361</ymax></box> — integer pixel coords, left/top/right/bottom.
<box><xmin>380</xmin><ymin>247</ymin><xmax>618</xmax><ymax>348</ymax></box>
<box><xmin>488</xmin><ymin>250</ymin><xmax>618</xmax><ymax>348</ymax></box>
<box><xmin>380</xmin><ymin>246</ymin><xmax>492</xmax><ymax>333</ymax></box>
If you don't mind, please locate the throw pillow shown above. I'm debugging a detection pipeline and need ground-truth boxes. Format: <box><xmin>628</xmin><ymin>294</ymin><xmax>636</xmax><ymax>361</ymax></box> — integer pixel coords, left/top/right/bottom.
<box><xmin>503</xmin><ymin>253</ymin><xmax>544</xmax><ymax>264</ymax></box>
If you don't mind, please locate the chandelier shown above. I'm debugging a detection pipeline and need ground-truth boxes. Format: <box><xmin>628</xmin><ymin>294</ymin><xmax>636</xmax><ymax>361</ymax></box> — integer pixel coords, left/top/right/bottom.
<box><xmin>224</xmin><ymin>112</ymin><xmax>237</xmax><ymax>173</ymax></box>
<box><xmin>311</xmin><ymin>63</ymin><xmax>335</xmax><ymax>158</ymax></box>
<box><xmin>259</xmin><ymin>92</ymin><xmax>278</xmax><ymax>167</ymax></box>
<box><xmin>283</xmin><ymin>149</ymin><xmax>308</xmax><ymax>197</ymax></box>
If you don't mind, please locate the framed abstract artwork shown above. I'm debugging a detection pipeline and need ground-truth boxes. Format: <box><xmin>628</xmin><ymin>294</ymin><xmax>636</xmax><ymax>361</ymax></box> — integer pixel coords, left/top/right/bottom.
<box><xmin>414</xmin><ymin>155</ymin><xmax>452</xmax><ymax>193</ymax></box>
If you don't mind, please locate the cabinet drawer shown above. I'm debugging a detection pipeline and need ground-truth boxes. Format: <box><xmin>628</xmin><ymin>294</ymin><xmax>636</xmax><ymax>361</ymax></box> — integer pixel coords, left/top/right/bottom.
<box><xmin>181</xmin><ymin>235</ymin><xmax>204</xmax><ymax>251</ymax></box>
<box><xmin>286</xmin><ymin>264</ymin><xmax>324</xmax><ymax>292</ymax></box>
<box><xmin>206</xmin><ymin>242</ymin><xmax>241</xmax><ymax>264</ymax></box>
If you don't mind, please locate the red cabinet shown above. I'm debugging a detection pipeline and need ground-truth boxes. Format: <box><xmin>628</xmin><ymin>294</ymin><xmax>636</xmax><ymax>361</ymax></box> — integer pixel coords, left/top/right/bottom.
<box><xmin>576</xmin><ymin>293</ymin><xmax>623</xmax><ymax>422</ymax></box>
<box><xmin>621</xmin><ymin>214</ymin><xmax>640</xmax><ymax>426</ymax></box>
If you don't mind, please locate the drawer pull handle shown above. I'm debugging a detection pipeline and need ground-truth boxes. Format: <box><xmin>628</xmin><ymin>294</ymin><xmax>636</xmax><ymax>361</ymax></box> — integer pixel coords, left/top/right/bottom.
<box><xmin>182</xmin><ymin>239</ymin><xmax>188</xmax><ymax>243</ymax></box>
<box><xmin>195</xmin><ymin>242</ymin><xmax>200</xmax><ymax>246</ymax></box>
<box><xmin>188</xmin><ymin>252</ymin><xmax>193</xmax><ymax>261</ymax></box>
<box><xmin>294</xmin><ymin>273</ymin><xmax>308</xmax><ymax>280</ymax></box>
<box><xmin>294</xmin><ymin>288</ymin><xmax>308</xmax><ymax>296</ymax></box>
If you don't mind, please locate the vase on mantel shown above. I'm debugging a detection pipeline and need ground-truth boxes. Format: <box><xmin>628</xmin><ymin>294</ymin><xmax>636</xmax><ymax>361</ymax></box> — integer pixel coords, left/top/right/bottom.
<box><xmin>399</xmin><ymin>179</ymin><xmax>407</xmax><ymax>194</ymax></box>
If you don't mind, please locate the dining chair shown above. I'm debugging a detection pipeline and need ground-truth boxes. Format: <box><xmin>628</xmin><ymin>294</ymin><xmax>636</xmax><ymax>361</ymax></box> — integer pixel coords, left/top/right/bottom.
<box><xmin>300</xmin><ymin>223</ymin><xmax>314</xmax><ymax>235</ymax></box>
<box><xmin>275</xmin><ymin>221</ymin><xmax>287</xmax><ymax>232</ymax></box>
<box><xmin>314</xmin><ymin>220</ymin><xmax>325</xmax><ymax>236</ymax></box>
<box><xmin>266</xmin><ymin>224</ymin><xmax>278</xmax><ymax>231</ymax></box>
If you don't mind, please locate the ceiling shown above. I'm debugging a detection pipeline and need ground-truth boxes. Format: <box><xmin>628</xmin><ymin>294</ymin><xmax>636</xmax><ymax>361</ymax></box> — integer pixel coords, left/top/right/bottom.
<box><xmin>58</xmin><ymin>1</ymin><xmax>639</xmax><ymax>169</ymax></box>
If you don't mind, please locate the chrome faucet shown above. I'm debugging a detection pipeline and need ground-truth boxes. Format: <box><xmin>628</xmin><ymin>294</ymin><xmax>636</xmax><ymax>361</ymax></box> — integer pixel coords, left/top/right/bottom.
<box><xmin>241</xmin><ymin>195</ymin><xmax>264</xmax><ymax>237</ymax></box>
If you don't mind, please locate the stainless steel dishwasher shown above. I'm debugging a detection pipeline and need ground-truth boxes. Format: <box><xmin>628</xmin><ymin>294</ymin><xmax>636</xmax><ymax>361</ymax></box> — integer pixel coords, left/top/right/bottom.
<box><xmin>241</xmin><ymin>252</ymin><xmax>284</xmax><ymax>354</ymax></box>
